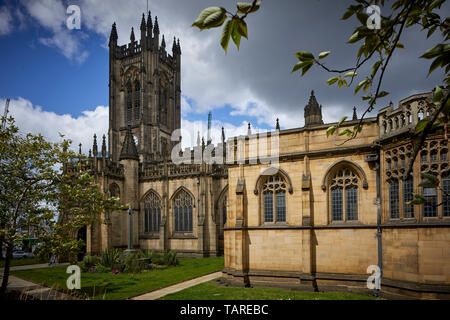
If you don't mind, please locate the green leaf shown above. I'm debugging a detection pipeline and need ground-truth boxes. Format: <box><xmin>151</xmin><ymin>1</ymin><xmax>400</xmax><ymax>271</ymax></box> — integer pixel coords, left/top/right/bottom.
<box><xmin>236</xmin><ymin>19</ymin><xmax>248</xmax><ymax>39</ymax></box>
<box><xmin>371</xmin><ymin>61</ymin><xmax>381</xmax><ymax>78</ymax></box>
<box><xmin>295</xmin><ymin>51</ymin><xmax>314</xmax><ymax>61</ymax></box>
<box><xmin>433</xmin><ymin>85</ymin><xmax>443</xmax><ymax>104</ymax></box>
<box><xmin>428</xmin><ymin>55</ymin><xmax>446</xmax><ymax>76</ymax></box>
<box><xmin>220</xmin><ymin>19</ymin><xmax>233</xmax><ymax>53</ymax></box>
<box><xmin>231</xmin><ymin>19</ymin><xmax>241</xmax><ymax>49</ymax></box>
<box><xmin>395</xmin><ymin>43</ymin><xmax>405</xmax><ymax>49</ymax></box>
<box><xmin>301</xmin><ymin>61</ymin><xmax>314</xmax><ymax>76</ymax></box>
<box><xmin>318</xmin><ymin>51</ymin><xmax>331</xmax><ymax>59</ymax></box>
<box><xmin>326</xmin><ymin>126</ymin><xmax>337</xmax><ymax>137</ymax></box>
<box><xmin>420</xmin><ymin>43</ymin><xmax>449</xmax><ymax>59</ymax></box>
<box><xmin>337</xmin><ymin>116</ymin><xmax>348</xmax><ymax>126</ymax></box>
<box><xmin>427</xmin><ymin>26</ymin><xmax>437</xmax><ymax>38</ymax></box>
<box><xmin>354</xmin><ymin>79</ymin><xmax>368</xmax><ymax>95</ymax></box>
<box><xmin>344</xmin><ymin>71</ymin><xmax>357</xmax><ymax>78</ymax></box>
<box><xmin>326</xmin><ymin>76</ymin><xmax>340</xmax><ymax>86</ymax></box>
<box><xmin>292</xmin><ymin>61</ymin><xmax>311</xmax><ymax>73</ymax></box>
<box><xmin>407</xmin><ymin>194</ymin><xmax>427</xmax><ymax>205</ymax></box>
<box><xmin>347</xmin><ymin>31</ymin><xmax>361</xmax><ymax>43</ymax></box>
<box><xmin>429</xmin><ymin>0</ymin><xmax>445</xmax><ymax>10</ymax></box>
<box><xmin>192</xmin><ymin>7</ymin><xmax>227</xmax><ymax>30</ymax></box>
<box><xmin>377</xmin><ymin>91</ymin><xmax>389</xmax><ymax>98</ymax></box>
<box><xmin>338</xmin><ymin>128</ymin><xmax>353</xmax><ymax>137</ymax></box>
<box><xmin>237</xmin><ymin>1</ymin><xmax>261</xmax><ymax>14</ymax></box>
<box><xmin>420</xmin><ymin>173</ymin><xmax>440</xmax><ymax>187</ymax></box>
<box><xmin>415</xmin><ymin>118</ymin><xmax>430</xmax><ymax>133</ymax></box>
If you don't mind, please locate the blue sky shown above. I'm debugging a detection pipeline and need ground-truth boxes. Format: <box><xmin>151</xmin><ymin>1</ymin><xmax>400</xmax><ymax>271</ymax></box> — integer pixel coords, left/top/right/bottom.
<box><xmin>0</xmin><ymin>0</ymin><xmax>447</xmax><ymax>150</ymax></box>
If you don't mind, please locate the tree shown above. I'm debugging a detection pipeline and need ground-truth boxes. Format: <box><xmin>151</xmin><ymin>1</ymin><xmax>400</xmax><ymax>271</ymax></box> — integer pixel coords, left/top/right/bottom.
<box><xmin>192</xmin><ymin>0</ymin><xmax>449</xmax><ymax>204</ymax></box>
<box><xmin>0</xmin><ymin>117</ymin><xmax>120</xmax><ymax>296</ymax></box>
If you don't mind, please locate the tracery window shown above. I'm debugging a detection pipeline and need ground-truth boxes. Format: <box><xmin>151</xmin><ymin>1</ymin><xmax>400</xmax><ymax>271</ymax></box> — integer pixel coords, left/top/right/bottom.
<box><xmin>330</xmin><ymin>168</ymin><xmax>359</xmax><ymax>221</ymax></box>
<box><xmin>222</xmin><ymin>195</ymin><xmax>227</xmax><ymax>225</ymax></box>
<box><xmin>403</xmin><ymin>176</ymin><xmax>414</xmax><ymax>218</ymax></box>
<box><xmin>173</xmin><ymin>189</ymin><xmax>193</xmax><ymax>232</ymax></box>
<box><xmin>443</xmin><ymin>172</ymin><xmax>450</xmax><ymax>217</ymax></box>
<box><xmin>109</xmin><ymin>183</ymin><xmax>120</xmax><ymax>198</ymax></box>
<box><xmin>126</xmin><ymin>82</ymin><xmax>132</xmax><ymax>122</ymax></box>
<box><xmin>420</xmin><ymin>140</ymin><xmax>449</xmax><ymax>219</ymax></box>
<box><xmin>386</xmin><ymin>139</ymin><xmax>449</xmax><ymax>220</ymax></box>
<box><xmin>389</xmin><ymin>179</ymin><xmax>399</xmax><ymax>219</ymax></box>
<box><xmin>134</xmin><ymin>81</ymin><xmax>140</xmax><ymax>121</ymax></box>
<box><xmin>144</xmin><ymin>191</ymin><xmax>161</xmax><ymax>233</ymax></box>
<box><xmin>262</xmin><ymin>174</ymin><xmax>286</xmax><ymax>223</ymax></box>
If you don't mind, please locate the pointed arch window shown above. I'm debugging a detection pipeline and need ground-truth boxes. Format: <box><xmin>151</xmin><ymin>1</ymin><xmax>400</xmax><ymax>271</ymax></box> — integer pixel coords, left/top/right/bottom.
<box><xmin>389</xmin><ymin>179</ymin><xmax>399</xmax><ymax>219</ymax></box>
<box><xmin>144</xmin><ymin>192</ymin><xmax>161</xmax><ymax>233</ymax></box>
<box><xmin>134</xmin><ymin>81</ymin><xmax>141</xmax><ymax>121</ymax></box>
<box><xmin>403</xmin><ymin>176</ymin><xmax>414</xmax><ymax>218</ymax></box>
<box><xmin>126</xmin><ymin>82</ymin><xmax>132</xmax><ymax>122</ymax></box>
<box><xmin>173</xmin><ymin>189</ymin><xmax>193</xmax><ymax>232</ymax></box>
<box><xmin>262</xmin><ymin>174</ymin><xmax>286</xmax><ymax>223</ymax></box>
<box><xmin>109</xmin><ymin>183</ymin><xmax>120</xmax><ymax>198</ymax></box>
<box><xmin>330</xmin><ymin>168</ymin><xmax>359</xmax><ymax>221</ymax></box>
<box><xmin>222</xmin><ymin>195</ymin><xmax>227</xmax><ymax>226</ymax></box>
<box><xmin>443</xmin><ymin>172</ymin><xmax>450</xmax><ymax>217</ymax></box>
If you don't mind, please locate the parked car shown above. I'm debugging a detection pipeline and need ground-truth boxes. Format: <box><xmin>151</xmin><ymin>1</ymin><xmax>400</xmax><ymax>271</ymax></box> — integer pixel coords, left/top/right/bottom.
<box><xmin>23</xmin><ymin>251</ymin><xmax>35</xmax><ymax>258</ymax></box>
<box><xmin>12</xmin><ymin>250</ymin><xmax>26</xmax><ymax>259</ymax></box>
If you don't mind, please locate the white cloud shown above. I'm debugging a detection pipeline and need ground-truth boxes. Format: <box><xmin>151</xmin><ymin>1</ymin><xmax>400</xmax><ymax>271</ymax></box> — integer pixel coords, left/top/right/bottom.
<box><xmin>2</xmin><ymin>96</ymin><xmax>267</xmax><ymax>154</ymax></box>
<box><xmin>2</xmin><ymin>97</ymin><xmax>108</xmax><ymax>153</ymax></box>
<box><xmin>20</xmin><ymin>0</ymin><xmax>89</xmax><ymax>63</ymax></box>
<box><xmin>0</xmin><ymin>6</ymin><xmax>13</xmax><ymax>35</ymax></box>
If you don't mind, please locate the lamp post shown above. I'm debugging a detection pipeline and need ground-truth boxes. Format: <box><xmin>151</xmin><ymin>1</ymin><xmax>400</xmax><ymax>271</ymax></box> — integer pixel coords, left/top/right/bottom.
<box><xmin>197</xmin><ymin>177</ymin><xmax>200</xmax><ymax>220</ymax></box>
<box><xmin>124</xmin><ymin>205</ymin><xmax>136</xmax><ymax>256</ymax></box>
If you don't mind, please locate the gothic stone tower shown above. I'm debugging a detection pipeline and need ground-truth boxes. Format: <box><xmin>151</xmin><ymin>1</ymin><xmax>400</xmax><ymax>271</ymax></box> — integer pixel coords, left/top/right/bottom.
<box><xmin>108</xmin><ymin>12</ymin><xmax>181</xmax><ymax>163</ymax></box>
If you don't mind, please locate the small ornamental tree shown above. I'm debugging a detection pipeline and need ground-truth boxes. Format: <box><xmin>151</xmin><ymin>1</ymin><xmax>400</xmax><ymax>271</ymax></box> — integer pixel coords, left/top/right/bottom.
<box><xmin>0</xmin><ymin>117</ymin><xmax>120</xmax><ymax>296</ymax></box>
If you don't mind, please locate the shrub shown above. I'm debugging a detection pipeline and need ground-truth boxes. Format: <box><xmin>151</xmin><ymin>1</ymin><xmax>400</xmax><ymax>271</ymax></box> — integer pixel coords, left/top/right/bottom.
<box><xmin>94</xmin><ymin>265</ymin><xmax>112</xmax><ymax>273</ymax></box>
<box><xmin>163</xmin><ymin>251</ymin><xmax>178</xmax><ymax>266</ymax></box>
<box><xmin>98</xmin><ymin>249</ymin><xmax>121</xmax><ymax>269</ymax></box>
<box><xmin>79</xmin><ymin>255</ymin><xmax>99</xmax><ymax>272</ymax></box>
<box><xmin>122</xmin><ymin>252</ymin><xmax>146</xmax><ymax>274</ymax></box>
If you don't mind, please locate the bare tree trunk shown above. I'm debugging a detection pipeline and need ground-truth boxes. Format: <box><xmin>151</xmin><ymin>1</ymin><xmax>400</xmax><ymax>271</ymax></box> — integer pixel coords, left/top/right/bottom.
<box><xmin>0</xmin><ymin>243</ymin><xmax>13</xmax><ymax>296</ymax></box>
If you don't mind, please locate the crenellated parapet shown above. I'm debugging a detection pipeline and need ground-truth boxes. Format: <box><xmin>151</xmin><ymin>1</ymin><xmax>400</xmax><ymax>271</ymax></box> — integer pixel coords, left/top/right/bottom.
<box><xmin>377</xmin><ymin>90</ymin><xmax>447</xmax><ymax>139</ymax></box>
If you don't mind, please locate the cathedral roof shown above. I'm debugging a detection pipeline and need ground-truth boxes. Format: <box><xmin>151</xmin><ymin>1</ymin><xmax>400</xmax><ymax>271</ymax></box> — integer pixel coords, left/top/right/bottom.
<box><xmin>120</xmin><ymin>126</ymin><xmax>139</xmax><ymax>161</ymax></box>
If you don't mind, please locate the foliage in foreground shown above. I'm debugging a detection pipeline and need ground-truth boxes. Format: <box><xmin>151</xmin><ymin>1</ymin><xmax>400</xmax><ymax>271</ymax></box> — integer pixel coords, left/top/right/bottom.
<box><xmin>11</xmin><ymin>257</ymin><xmax>224</xmax><ymax>300</ymax></box>
<box><xmin>78</xmin><ymin>249</ymin><xmax>179</xmax><ymax>274</ymax></box>
<box><xmin>0</xmin><ymin>116</ymin><xmax>121</xmax><ymax>295</ymax></box>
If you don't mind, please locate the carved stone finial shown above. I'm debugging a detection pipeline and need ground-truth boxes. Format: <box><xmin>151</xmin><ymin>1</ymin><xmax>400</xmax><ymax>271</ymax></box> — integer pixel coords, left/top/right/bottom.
<box><xmin>120</xmin><ymin>126</ymin><xmax>139</xmax><ymax>161</ymax></box>
<box><xmin>352</xmin><ymin>106</ymin><xmax>357</xmax><ymax>121</ymax></box>
<box><xmin>130</xmin><ymin>27</ymin><xmax>135</xmax><ymax>42</ymax></box>
<box><xmin>304</xmin><ymin>90</ymin><xmax>324</xmax><ymax>126</ymax></box>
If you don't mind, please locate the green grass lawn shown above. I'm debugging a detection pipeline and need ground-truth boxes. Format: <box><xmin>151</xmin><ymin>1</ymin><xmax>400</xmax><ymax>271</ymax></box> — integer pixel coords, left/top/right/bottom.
<box><xmin>0</xmin><ymin>257</ymin><xmax>41</xmax><ymax>268</ymax></box>
<box><xmin>159</xmin><ymin>280</ymin><xmax>375</xmax><ymax>300</ymax></box>
<box><xmin>11</xmin><ymin>257</ymin><xmax>224</xmax><ymax>300</ymax></box>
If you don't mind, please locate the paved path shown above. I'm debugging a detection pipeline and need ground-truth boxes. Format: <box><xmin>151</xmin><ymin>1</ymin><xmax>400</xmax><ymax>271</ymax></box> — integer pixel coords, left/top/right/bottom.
<box><xmin>1</xmin><ymin>263</ymin><xmax>76</xmax><ymax>300</ymax></box>
<box><xmin>1</xmin><ymin>262</ymin><xmax>69</xmax><ymax>272</ymax></box>
<box><xmin>132</xmin><ymin>271</ymin><xmax>222</xmax><ymax>300</ymax></box>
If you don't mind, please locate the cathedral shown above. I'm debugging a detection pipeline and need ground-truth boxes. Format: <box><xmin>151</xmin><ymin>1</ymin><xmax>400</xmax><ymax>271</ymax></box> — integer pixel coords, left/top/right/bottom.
<box><xmin>79</xmin><ymin>13</ymin><xmax>449</xmax><ymax>298</ymax></box>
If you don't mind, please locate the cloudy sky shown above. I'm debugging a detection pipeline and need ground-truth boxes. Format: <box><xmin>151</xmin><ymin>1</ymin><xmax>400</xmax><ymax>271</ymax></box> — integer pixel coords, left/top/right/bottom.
<box><xmin>0</xmin><ymin>0</ymin><xmax>447</xmax><ymax>150</ymax></box>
